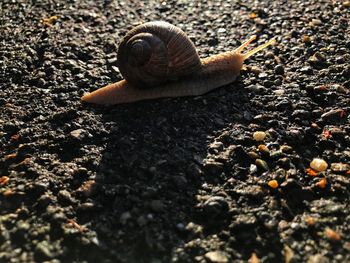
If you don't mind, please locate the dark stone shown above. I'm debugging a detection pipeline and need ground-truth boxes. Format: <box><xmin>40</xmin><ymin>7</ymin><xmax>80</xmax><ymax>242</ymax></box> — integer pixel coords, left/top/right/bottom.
<box><xmin>202</xmin><ymin>196</ymin><xmax>229</xmax><ymax>219</ymax></box>
<box><xmin>274</xmin><ymin>65</ymin><xmax>285</xmax><ymax>75</ymax></box>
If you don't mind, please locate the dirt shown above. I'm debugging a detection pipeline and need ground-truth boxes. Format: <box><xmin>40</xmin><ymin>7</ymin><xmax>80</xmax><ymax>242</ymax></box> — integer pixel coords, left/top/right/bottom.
<box><xmin>0</xmin><ymin>0</ymin><xmax>349</xmax><ymax>262</ymax></box>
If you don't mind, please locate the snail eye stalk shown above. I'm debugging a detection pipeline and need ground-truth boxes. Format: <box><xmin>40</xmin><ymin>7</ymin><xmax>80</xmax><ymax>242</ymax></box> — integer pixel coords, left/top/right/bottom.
<box><xmin>242</xmin><ymin>38</ymin><xmax>276</xmax><ymax>60</ymax></box>
<box><xmin>234</xmin><ymin>35</ymin><xmax>257</xmax><ymax>53</ymax></box>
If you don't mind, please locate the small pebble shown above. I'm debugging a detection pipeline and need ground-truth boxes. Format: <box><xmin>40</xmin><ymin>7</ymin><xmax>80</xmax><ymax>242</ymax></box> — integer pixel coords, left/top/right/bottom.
<box><xmin>277</xmin><ymin>157</ymin><xmax>291</xmax><ymax>169</ymax></box>
<box><xmin>137</xmin><ymin>215</ymin><xmax>147</xmax><ymax>227</ymax></box>
<box><xmin>249</xmin><ymin>66</ymin><xmax>263</xmax><ymax>75</ymax></box>
<box><xmin>250</xmin><ymin>164</ymin><xmax>258</xmax><ymax>174</ymax></box>
<box><xmin>176</xmin><ymin>223</ymin><xmax>186</xmax><ymax>232</ymax></box>
<box><xmin>310</xmin><ymin>199</ymin><xmax>345</xmax><ymax>215</ymax></box>
<box><xmin>303</xmin><ymin>35</ymin><xmax>311</xmax><ymax>43</ymax></box>
<box><xmin>255</xmin><ymin>159</ymin><xmax>269</xmax><ymax>171</ymax></box>
<box><xmin>274</xmin><ymin>65</ymin><xmax>285</xmax><ymax>75</ymax></box>
<box><xmin>78</xmin><ymin>202</ymin><xmax>96</xmax><ymax>211</ymax></box>
<box><xmin>305</xmin><ymin>217</ymin><xmax>316</xmax><ymax>226</ymax></box>
<box><xmin>202</xmin><ymin>160</ymin><xmax>224</xmax><ymax>176</ymax></box>
<box><xmin>120</xmin><ymin>212</ymin><xmax>131</xmax><ymax>225</ymax></box>
<box><xmin>307</xmin><ymin>254</ymin><xmax>329</xmax><ymax>263</ymax></box>
<box><xmin>300</xmin><ymin>66</ymin><xmax>313</xmax><ymax>74</ymax></box>
<box><xmin>217</xmin><ymin>28</ymin><xmax>226</xmax><ymax>34</ymax></box>
<box><xmin>35</xmin><ymin>240</ymin><xmax>54</xmax><ymax>260</ymax></box>
<box><xmin>328</xmin><ymin>127</ymin><xmax>345</xmax><ymax>139</ymax></box>
<box><xmin>248</xmin><ymin>151</ymin><xmax>260</xmax><ymax>159</ymax></box>
<box><xmin>310</xmin><ymin>19</ymin><xmax>322</xmax><ymax>26</ymax></box>
<box><xmin>204</xmin><ymin>251</ymin><xmax>229</xmax><ymax>263</ymax></box>
<box><xmin>280</xmin><ymin>145</ymin><xmax>293</xmax><ymax>154</ymax></box>
<box><xmin>70</xmin><ymin>129</ymin><xmax>85</xmax><ymax>140</ymax></box>
<box><xmin>330</xmin><ymin>163</ymin><xmax>349</xmax><ymax>173</ymax></box>
<box><xmin>258</xmin><ymin>144</ymin><xmax>270</xmax><ymax>156</ymax></box>
<box><xmin>310</xmin><ymin>158</ymin><xmax>328</xmax><ymax>172</ymax></box>
<box><xmin>274</xmin><ymin>89</ymin><xmax>285</xmax><ymax>96</ymax></box>
<box><xmin>284</xmin><ymin>245</ymin><xmax>295</xmax><ymax>263</ymax></box>
<box><xmin>324</xmin><ymin>228</ymin><xmax>341</xmax><ymax>241</ymax></box>
<box><xmin>315</xmin><ymin>178</ymin><xmax>327</xmax><ymax>189</ymax></box>
<box><xmin>253</xmin><ymin>131</ymin><xmax>266</xmax><ymax>141</ymax></box>
<box><xmin>321</xmin><ymin>108</ymin><xmax>345</xmax><ymax>123</ymax></box>
<box><xmin>203</xmin><ymin>196</ymin><xmax>229</xmax><ymax>216</ymax></box>
<box><xmin>268</xmin><ymin>180</ymin><xmax>279</xmax><ymax>189</ymax></box>
<box><xmin>58</xmin><ymin>189</ymin><xmax>74</xmax><ymax>204</ymax></box>
<box><xmin>150</xmin><ymin>200</ymin><xmax>165</xmax><ymax>212</ymax></box>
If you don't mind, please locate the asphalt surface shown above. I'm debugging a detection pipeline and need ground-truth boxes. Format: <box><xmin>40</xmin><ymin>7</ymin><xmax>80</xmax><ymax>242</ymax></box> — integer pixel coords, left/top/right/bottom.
<box><xmin>0</xmin><ymin>0</ymin><xmax>349</xmax><ymax>262</ymax></box>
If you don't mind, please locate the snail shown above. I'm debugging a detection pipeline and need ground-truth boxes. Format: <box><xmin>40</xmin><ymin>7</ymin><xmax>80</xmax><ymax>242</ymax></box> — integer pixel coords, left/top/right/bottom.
<box><xmin>81</xmin><ymin>21</ymin><xmax>275</xmax><ymax>105</ymax></box>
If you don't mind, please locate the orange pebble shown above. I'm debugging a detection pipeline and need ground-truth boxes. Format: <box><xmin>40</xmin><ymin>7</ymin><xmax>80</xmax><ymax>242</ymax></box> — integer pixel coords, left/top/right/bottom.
<box><xmin>66</xmin><ymin>219</ymin><xmax>87</xmax><ymax>233</ymax></box>
<box><xmin>18</xmin><ymin>157</ymin><xmax>31</xmax><ymax>165</ymax></box>
<box><xmin>268</xmin><ymin>180</ymin><xmax>279</xmax><ymax>189</ymax></box>
<box><xmin>258</xmin><ymin>144</ymin><xmax>270</xmax><ymax>154</ymax></box>
<box><xmin>3</xmin><ymin>189</ymin><xmax>14</xmax><ymax>196</ymax></box>
<box><xmin>249</xmin><ymin>13</ymin><xmax>258</xmax><ymax>19</ymax></box>
<box><xmin>316</xmin><ymin>178</ymin><xmax>327</xmax><ymax>189</ymax></box>
<box><xmin>78</xmin><ymin>180</ymin><xmax>96</xmax><ymax>197</ymax></box>
<box><xmin>306</xmin><ymin>168</ymin><xmax>318</xmax><ymax>177</ymax></box>
<box><xmin>0</xmin><ymin>176</ymin><xmax>9</xmax><ymax>186</ymax></box>
<box><xmin>305</xmin><ymin>217</ymin><xmax>316</xmax><ymax>226</ymax></box>
<box><xmin>325</xmin><ymin>228</ymin><xmax>341</xmax><ymax>241</ymax></box>
<box><xmin>303</xmin><ymin>35</ymin><xmax>311</xmax><ymax>43</ymax></box>
<box><xmin>5</xmin><ymin>153</ymin><xmax>17</xmax><ymax>160</ymax></box>
<box><xmin>41</xmin><ymin>15</ymin><xmax>59</xmax><ymax>27</ymax></box>
<box><xmin>249</xmin><ymin>252</ymin><xmax>260</xmax><ymax>263</ymax></box>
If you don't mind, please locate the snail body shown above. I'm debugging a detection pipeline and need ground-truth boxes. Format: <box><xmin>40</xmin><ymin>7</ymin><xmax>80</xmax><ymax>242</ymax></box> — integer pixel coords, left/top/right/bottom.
<box><xmin>81</xmin><ymin>21</ymin><xmax>275</xmax><ymax>105</ymax></box>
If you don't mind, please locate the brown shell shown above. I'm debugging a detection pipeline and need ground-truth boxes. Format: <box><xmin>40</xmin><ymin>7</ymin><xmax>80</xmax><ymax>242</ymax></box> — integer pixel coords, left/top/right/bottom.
<box><xmin>117</xmin><ymin>21</ymin><xmax>202</xmax><ymax>89</ymax></box>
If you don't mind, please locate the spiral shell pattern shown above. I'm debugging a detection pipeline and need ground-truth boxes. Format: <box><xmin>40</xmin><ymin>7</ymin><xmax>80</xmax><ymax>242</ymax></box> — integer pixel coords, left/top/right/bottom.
<box><xmin>117</xmin><ymin>21</ymin><xmax>201</xmax><ymax>88</ymax></box>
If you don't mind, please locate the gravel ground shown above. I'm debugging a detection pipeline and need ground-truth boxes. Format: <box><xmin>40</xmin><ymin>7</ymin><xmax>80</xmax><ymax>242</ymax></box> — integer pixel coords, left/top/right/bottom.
<box><xmin>1</xmin><ymin>0</ymin><xmax>349</xmax><ymax>262</ymax></box>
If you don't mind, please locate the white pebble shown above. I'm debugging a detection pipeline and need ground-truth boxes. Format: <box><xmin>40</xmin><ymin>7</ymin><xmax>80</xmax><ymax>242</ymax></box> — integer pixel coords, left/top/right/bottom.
<box><xmin>310</xmin><ymin>158</ymin><xmax>328</xmax><ymax>172</ymax></box>
<box><xmin>217</xmin><ymin>28</ymin><xmax>226</xmax><ymax>33</ymax></box>
<box><xmin>274</xmin><ymin>89</ymin><xmax>285</xmax><ymax>96</ymax></box>
<box><xmin>310</xmin><ymin>19</ymin><xmax>322</xmax><ymax>26</ymax></box>
<box><xmin>205</xmin><ymin>251</ymin><xmax>229</xmax><ymax>263</ymax></box>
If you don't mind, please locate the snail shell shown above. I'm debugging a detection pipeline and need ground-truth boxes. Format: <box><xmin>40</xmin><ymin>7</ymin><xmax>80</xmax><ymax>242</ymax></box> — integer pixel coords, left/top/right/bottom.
<box><xmin>117</xmin><ymin>21</ymin><xmax>201</xmax><ymax>88</ymax></box>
